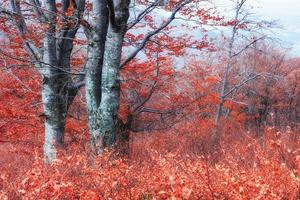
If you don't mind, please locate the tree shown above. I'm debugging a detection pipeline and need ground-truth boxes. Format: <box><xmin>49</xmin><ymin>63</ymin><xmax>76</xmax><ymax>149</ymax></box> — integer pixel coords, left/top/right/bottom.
<box><xmin>0</xmin><ymin>0</ymin><xmax>85</xmax><ymax>162</ymax></box>
<box><xmin>1</xmin><ymin>0</ymin><xmax>215</xmax><ymax>161</ymax></box>
<box><xmin>240</xmin><ymin>45</ymin><xmax>300</xmax><ymax>131</ymax></box>
<box><xmin>212</xmin><ymin>0</ymin><xmax>271</xmax><ymax>148</ymax></box>
<box><xmin>84</xmin><ymin>0</ymin><xmax>202</xmax><ymax>153</ymax></box>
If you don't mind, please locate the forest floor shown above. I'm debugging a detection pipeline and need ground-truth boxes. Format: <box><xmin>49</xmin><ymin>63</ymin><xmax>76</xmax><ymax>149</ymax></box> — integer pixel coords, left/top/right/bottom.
<box><xmin>0</xmin><ymin>125</ymin><xmax>299</xmax><ymax>199</ymax></box>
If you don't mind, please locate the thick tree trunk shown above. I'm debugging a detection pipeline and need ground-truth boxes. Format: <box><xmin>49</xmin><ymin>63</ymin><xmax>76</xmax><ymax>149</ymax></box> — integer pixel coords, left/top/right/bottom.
<box><xmin>8</xmin><ymin>0</ymin><xmax>84</xmax><ymax>163</ymax></box>
<box><xmin>41</xmin><ymin>0</ymin><xmax>83</xmax><ymax>163</ymax></box>
<box><xmin>42</xmin><ymin>76</ymin><xmax>68</xmax><ymax>163</ymax></box>
<box><xmin>41</xmin><ymin>1</ymin><xmax>63</xmax><ymax>162</ymax></box>
<box><xmin>42</xmin><ymin>64</ymin><xmax>71</xmax><ymax>163</ymax></box>
<box><xmin>41</xmin><ymin>31</ymin><xmax>69</xmax><ymax>163</ymax></box>
<box><xmin>97</xmin><ymin>28</ymin><xmax>124</xmax><ymax>149</ymax></box>
<box><xmin>86</xmin><ymin>41</ymin><xmax>107</xmax><ymax>151</ymax></box>
<box><xmin>92</xmin><ymin>0</ymin><xmax>130</xmax><ymax>153</ymax></box>
<box><xmin>85</xmin><ymin>0</ymin><xmax>109</xmax><ymax>152</ymax></box>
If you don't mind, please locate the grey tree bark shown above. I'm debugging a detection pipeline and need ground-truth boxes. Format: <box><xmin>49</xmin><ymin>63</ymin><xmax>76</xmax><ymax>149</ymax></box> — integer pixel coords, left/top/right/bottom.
<box><xmin>4</xmin><ymin>0</ymin><xmax>85</xmax><ymax>163</ymax></box>
<box><xmin>42</xmin><ymin>0</ymin><xmax>86</xmax><ymax>163</ymax></box>
<box><xmin>3</xmin><ymin>0</ymin><xmax>191</xmax><ymax>160</ymax></box>
<box><xmin>97</xmin><ymin>0</ymin><xmax>130</xmax><ymax>148</ymax></box>
<box><xmin>41</xmin><ymin>0</ymin><xmax>64</xmax><ymax>162</ymax></box>
<box><xmin>212</xmin><ymin>0</ymin><xmax>246</xmax><ymax>147</ymax></box>
<box><xmin>84</xmin><ymin>0</ymin><xmax>109</xmax><ymax>152</ymax></box>
<box><xmin>84</xmin><ymin>0</ymin><xmax>191</xmax><ymax>153</ymax></box>
<box><xmin>86</xmin><ymin>0</ymin><xmax>130</xmax><ymax>153</ymax></box>
<box><xmin>212</xmin><ymin>0</ymin><xmax>267</xmax><ymax>148</ymax></box>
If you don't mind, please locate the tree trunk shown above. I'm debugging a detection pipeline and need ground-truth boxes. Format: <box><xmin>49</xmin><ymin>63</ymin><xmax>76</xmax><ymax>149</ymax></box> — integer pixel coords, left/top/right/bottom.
<box><xmin>7</xmin><ymin>0</ymin><xmax>84</xmax><ymax>163</ymax></box>
<box><xmin>41</xmin><ymin>27</ymin><xmax>69</xmax><ymax>162</ymax></box>
<box><xmin>212</xmin><ymin>0</ymin><xmax>240</xmax><ymax>148</ymax></box>
<box><xmin>41</xmin><ymin>0</ymin><xmax>83</xmax><ymax>163</ymax></box>
<box><xmin>42</xmin><ymin>60</ymin><xmax>75</xmax><ymax>163</ymax></box>
<box><xmin>92</xmin><ymin>0</ymin><xmax>130</xmax><ymax>153</ymax></box>
<box><xmin>42</xmin><ymin>75</ymin><xmax>68</xmax><ymax>163</ymax></box>
<box><xmin>40</xmin><ymin>1</ymin><xmax>63</xmax><ymax>162</ymax></box>
<box><xmin>85</xmin><ymin>0</ymin><xmax>109</xmax><ymax>152</ymax></box>
<box><xmin>97</xmin><ymin>30</ymin><xmax>123</xmax><ymax>148</ymax></box>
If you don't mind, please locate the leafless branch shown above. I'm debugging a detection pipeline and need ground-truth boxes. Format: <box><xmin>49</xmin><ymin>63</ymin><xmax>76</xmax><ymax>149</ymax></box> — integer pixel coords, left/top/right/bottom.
<box><xmin>120</xmin><ymin>0</ymin><xmax>192</xmax><ymax>68</ymax></box>
<box><xmin>230</xmin><ymin>37</ymin><xmax>265</xmax><ymax>58</ymax></box>
<box><xmin>26</xmin><ymin>0</ymin><xmax>47</xmax><ymax>22</ymax></box>
<box><xmin>127</xmin><ymin>0</ymin><xmax>160</xmax><ymax>30</ymax></box>
<box><xmin>133</xmin><ymin>50</ymin><xmax>161</xmax><ymax>113</ymax></box>
<box><xmin>0</xmin><ymin>49</ymin><xmax>85</xmax><ymax>75</ymax></box>
<box><xmin>223</xmin><ymin>73</ymin><xmax>261</xmax><ymax>98</ymax></box>
<box><xmin>2</xmin><ymin>1</ymin><xmax>42</xmax><ymax>68</ymax></box>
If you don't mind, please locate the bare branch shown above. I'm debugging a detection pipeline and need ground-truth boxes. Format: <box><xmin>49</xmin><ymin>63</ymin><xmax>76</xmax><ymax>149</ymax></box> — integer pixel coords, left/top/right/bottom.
<box><xmin>0</xmin><ymin>49</ymin><xmax>85</xmax><ymax>75</ymax></box>
<box><xmin>27</xmin><ymin>0</ymin><xmax>47</xmax><ymax>22</ymax></box>
<box><xmin>230</xmin><ymin>37</ymin><xmax>265</xmax><ymax>58</ymax></box>
<box><xmin>127</xmin><ymin>0</ymin><xmax>160</xmax><ymax>30</ymax></box>
<box><xmin>133</xmin><ymin>49</ymin><xmax>161</xmax><ymax>113</ymax></box>
<box><xmin>139</xmin><ymin>107</ymin><xmax>174</xmax><ymax>114</ymax></box>
<box><xmin>3</xmin><ymin>1</ymin><xmax>42</xmax><ymax>68</ymax></box>
<box><xmin>120</xmin><ymin>0</ymin><xmax>192</xmax><ymax>68</ymax></box>
<box><xmin>223</xmin><ymin>73</ymin><xmax>261</xmax><ymax>98</ymax></box>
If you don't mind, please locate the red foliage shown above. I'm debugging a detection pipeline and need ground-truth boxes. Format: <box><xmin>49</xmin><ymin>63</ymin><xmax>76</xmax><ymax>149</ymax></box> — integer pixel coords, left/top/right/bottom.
<box><xmin>1</xmin><ymin>62</ymin><xmax>299</xmax><ymax>198</ymax></box>
<box><xmin>1</xmin><ymin>127</ymin><xmax>299</xmax><ymax>199</ymax></box>
<box><xmin>0</xmin><ymin>1</ymin><xmax>299</xmax><ymax>199</ymax></box>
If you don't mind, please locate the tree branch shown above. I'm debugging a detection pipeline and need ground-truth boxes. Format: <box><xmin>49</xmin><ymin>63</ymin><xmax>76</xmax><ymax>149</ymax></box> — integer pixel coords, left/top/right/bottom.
<box><xmin>27</xmin><ymin>0</ymin><xmax>47</xmax><ymax>22</ymax></box>
<box><xmin>230</xmin><ymin>37</ymin><xmax>265</xmax><ymax>58</ymax></box>
<box><xmin>127</xmin><ymin>0</ymin><xmax>160</xmax><ymax>31</ymax></box>
<box><xmin>120</xmin><ymin>0</ymin><xmax>192</xmax><ymax>68</ymax></box>
<box><xmin>2</xmin><ymin>2</ymin><xmax>42</xmax><ymax>61</ymax></box>
<box><xmin>133</xmin><ymin>50</ymin><xmax>161</xmax><ymax>113</ymax></box>
<box><xmin>0</xmin><ymin>49</ymin><xmax>85</xmax><ymax>75</ymax></box>
<box><xmin>223</xmin><ymin>73</ymin><xmax>261</xmax><ymax>98</ymax></box>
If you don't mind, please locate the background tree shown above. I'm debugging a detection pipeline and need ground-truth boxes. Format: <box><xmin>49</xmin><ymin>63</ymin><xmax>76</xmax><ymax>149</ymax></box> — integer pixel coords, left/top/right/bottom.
<box><xmin>212</xmin><ymin>0</ymin><xmax>272</xmax><ymax>148</ymax></box>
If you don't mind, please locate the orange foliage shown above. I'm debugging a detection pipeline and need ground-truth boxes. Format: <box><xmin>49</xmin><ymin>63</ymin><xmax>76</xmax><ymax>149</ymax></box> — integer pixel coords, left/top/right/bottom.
<box><xmin>0</xmin><ymin>2</ymin><xmax>299</xmax><ymax>198</ymax></box>
<box><xmin>1</xmin><ymin>47</ymin><xmax>299</xmax><ymax>200</ymax></box>
<box><xmin>1</xmin><ymin>127</ymin><xmax>299</xmax><ymax>199</ymax></box>
<box><xmin>0</xmin><ymin>64</ymin><xmax>299</xmax><ymax>198</ymax></box>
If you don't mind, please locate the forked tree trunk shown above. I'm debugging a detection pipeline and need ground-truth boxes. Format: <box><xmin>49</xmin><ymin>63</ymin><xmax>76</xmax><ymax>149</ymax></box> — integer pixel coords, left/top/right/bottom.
<box><xmin>85</xmin><ymin>0</ymin><xmax>109</xmax><ymax>152</ymax></box>
<box><xmin>40</xmin><ymin>0</ymin><xmax>63</xmax><ymax>162</ymax></box>
<box><xmin>41</xmin><ymin>0</ymin><xmax>84</xmax><ymax>163</ymax></box>
<box><xmin>42</xmin><ymin>56</ymin><xmax>75</xmax><ymax>163</ymax></box>
<box><xmin>8</xmin><ymin>0</ymin><xmax>84</xmax><ymax>163</ymax></box>
<box><xmin>91</xmin><ymin>0</ymin><xmax>130</xmax><ymax>153</ymax></box>
<box><xmin>41</xmin><ymin>18</ymin><xmax>71</xmax><ymax>162</ymax></box>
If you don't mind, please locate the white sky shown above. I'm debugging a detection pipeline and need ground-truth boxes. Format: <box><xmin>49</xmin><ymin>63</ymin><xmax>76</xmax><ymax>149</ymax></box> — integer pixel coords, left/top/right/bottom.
<box><xmin>214</xmin><ymin>0</ymin><xmax>300</xmax><ymax>56</ymax></box>
<box><xmin>254</xmin><ymin>0</ymin><xmax>300</xmax><ymax>56</ymax></box>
